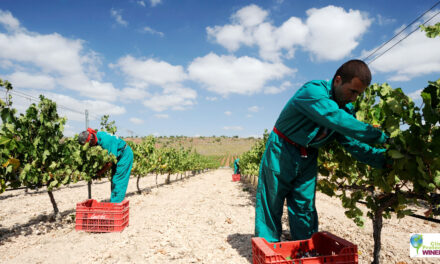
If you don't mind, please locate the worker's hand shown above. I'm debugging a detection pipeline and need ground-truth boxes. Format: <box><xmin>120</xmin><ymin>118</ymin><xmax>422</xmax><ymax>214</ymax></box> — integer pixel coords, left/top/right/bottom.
<box><xmin>96</xmin><ymin>168</ymin><xmax>105</xmax><ymax>177</ymax></box>
<box><xmin>371</xmin><ymin>124</ymin><xmax>390</xmax><ymax>146</ymax></box>
<box><xmin>97</xmin><ymin>162</ymin><xmax>113</xmax><ymax>176</ymax></box>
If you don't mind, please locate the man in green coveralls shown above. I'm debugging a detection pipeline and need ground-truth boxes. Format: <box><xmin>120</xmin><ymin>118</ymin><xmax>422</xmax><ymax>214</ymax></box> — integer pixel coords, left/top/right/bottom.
<box><xmin>255</xmin><ymin>60</ymin><xmax>389</xmax><ymax>242</ymax></box>
<box><xmin>234</xmin><ymin>158</ymin><xmax>240</xmax><ymax>174</ymax></box>
<box><xmin>78</xmin><ymin>128</ymin><xmax>133</xmax><ymax>203</ymax></box>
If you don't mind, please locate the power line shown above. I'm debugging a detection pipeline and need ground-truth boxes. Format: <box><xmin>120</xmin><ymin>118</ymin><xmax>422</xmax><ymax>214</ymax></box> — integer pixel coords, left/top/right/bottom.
<box><xmin>367</xmin><ymin>10</ymin><xmax>440</xmax><ymax>65</ymax></box>
<box><xmin>0</xmin><ymin>86</ymin><xmax>103</xmax><ymax>118</ymax></box>
<box><xmin>363</xmin><ymin>0</ymin><xmax>440</xmax><ymax>62</ymax></box>
<box><xmin>1</xmin><ymin>87</ymin><xmax>107</xmax><ymax>134</ymax></box>
<box><xmin>16</xmin><ymin>90</ymin><xmax>86</xmax><ymax>115</ymax></box>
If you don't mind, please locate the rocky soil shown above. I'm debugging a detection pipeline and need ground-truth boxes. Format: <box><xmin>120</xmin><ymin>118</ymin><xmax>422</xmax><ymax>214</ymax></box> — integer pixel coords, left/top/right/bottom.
<box><xmin>0</xmin><ymin>169</ymin><xmax>438</xmax><ymax>263</ymax></box>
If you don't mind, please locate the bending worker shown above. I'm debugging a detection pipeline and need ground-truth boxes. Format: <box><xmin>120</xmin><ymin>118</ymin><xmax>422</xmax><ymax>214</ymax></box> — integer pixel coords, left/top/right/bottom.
<box><xmin>255</xmin><ymin>60</ymin><xmax>389</xmax><ymax>242</ymax></box>
<box><xmin>78</xmin><ymin>128</ymin><xmax>133</xmax><ymax>203</ymax></box>
<box><xmin>234</xmin><ymin>158</ymin><xmax>240</xmax><ymax>175</ymax></box>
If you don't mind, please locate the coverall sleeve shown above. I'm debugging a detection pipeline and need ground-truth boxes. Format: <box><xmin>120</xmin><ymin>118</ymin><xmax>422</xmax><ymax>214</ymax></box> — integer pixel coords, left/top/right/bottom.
<box><xmin>294</xmin><ymin>83</ymin><xmax>388</xmax><ymax>145</ymax></box>
<box><xmin>335</xmin><ymin>133</ymin><xmax>386</xmax><ymax>168</ymax></box>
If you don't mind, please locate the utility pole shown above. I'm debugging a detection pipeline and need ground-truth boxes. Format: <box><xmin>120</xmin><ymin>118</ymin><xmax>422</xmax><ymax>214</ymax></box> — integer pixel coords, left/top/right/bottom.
<box><xmin>127</xmin><ymin>129</ymin><xmax>134</xmax><ymax>138</ymax></box>
<box><xmin>85</xmin><ymin>109</ymin><xmax>89</xmax><ymax>129</ymax></box>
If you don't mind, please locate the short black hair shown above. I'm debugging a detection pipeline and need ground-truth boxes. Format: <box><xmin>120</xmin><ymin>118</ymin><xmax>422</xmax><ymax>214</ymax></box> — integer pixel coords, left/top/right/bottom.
<box><xmin>78</xmin><ymin>131</ymin><xmax>96</xmax><ymax>145</ymax></box>
<box><xmin>332</xmin><ymin>59</ymin><xmax>371</xmax><ymax>86</ymax></box>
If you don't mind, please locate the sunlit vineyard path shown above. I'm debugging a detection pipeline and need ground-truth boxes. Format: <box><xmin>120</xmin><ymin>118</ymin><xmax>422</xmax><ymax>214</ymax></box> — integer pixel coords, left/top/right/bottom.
<box><xmin>0</xmin><ymin>168</ymin><xmax>437</xmax><ymax>264</ymax></box>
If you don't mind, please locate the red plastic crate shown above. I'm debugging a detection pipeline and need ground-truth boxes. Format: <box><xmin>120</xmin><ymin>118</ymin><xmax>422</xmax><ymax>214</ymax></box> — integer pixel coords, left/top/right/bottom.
<box><xmin>232</xmin><ymin>174</ymin><xmax>241</xmax><ymax>181</ymax></box>
<box><xmin>75</xmin><ymin>199</ymin><xmax>129</xmax><ymax>232</ymax></box>
<box><xmin>252</xmin><ymin>231</ymin><xmax>358</xmax><ymax>264</ymax></box>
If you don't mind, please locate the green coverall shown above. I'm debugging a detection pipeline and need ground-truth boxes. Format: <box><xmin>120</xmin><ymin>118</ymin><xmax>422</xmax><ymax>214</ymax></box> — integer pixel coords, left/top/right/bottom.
<box><xmin>97</xmin><ymin>131</ymin><xmax>133</xmax><ymax>203</ymax></box>
<box><xmin>234</xmin><ymin>158</ymin><xmax>240</xmax><ymax>174</ymax></box>
<box><xmin>255</xmin><ymin>80</ymin><xmax>388</xmax><ymax>242</ymax></box>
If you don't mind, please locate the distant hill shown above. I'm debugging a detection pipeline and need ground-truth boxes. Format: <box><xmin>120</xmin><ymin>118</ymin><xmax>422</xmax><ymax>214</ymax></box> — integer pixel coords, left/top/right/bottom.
<box><xmin>124</xmin><ymin>136</ymin><xmax>260</xmax><ymax>157</ymax></box>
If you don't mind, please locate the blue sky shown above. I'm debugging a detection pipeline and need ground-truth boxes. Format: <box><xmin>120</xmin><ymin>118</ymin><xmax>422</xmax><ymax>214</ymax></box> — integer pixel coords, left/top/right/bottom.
<box><xmin>0</xmin><ymin>0</ymin><xmax>439</xmax><ymax>137</ymax></box>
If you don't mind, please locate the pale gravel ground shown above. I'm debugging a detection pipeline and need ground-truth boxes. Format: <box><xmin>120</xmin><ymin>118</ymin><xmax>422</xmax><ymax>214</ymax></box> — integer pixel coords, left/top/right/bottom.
<box><xmin>0</xmin><ymin>168</ymin><xmax>439</xmax><ymax>264</ymax></box>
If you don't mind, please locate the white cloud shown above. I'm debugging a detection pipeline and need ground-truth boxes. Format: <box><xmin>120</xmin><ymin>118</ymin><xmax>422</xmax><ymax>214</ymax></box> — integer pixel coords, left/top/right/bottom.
<box><xmin>188</xmin><ymin>53</ymin><xmax>293</xmax><ymax>96</ymax></box>
<box><xmin>206</xmin><ymin>5</ymin><xmax>269</xmax><ymax>54</ymax></box>
<box><xmin>0</xmin><ymin>32</ymin><xmax>85</xmax><ymax>75</ymax></box>
<box><xmin>233</xmin><ymin>4</ymin><xmax>268</xmax><ymax>28</ymax></box>
<box><xmin>0</xmin><ymin>10</ymin><xmax>20</xmax><ymax>31</ymax></box>
<box><xmin>0</xmin><ymin>10</ymin><xmax>118</xmax><ymax>101</ymax></box>
<box><xmin>150</xmin><ymin>0</ymin><xmax>162</xmax><ymax>7</ymax></box>
<box><xmin>264</xmin><ymin>80</ymin><xmax>292</xmax><ymax>94</ymax></box>
<box><xmin>206</xmin><ymin>96</ymin><xmax>218</xmax><ymax>101</ymax></box>
<box><xmin>6</xmin><ymin>71</ymin><xmax>55</xmax><ymax>90</ymax></box>
<box><xmin>120</xmin><ymin>87</ymin><xmax>150</xmax><ymax>101</ymax></box>
<box><xmin>143</xmin><ymin>26</ymin><xmax>164</xmax><ymax>37</ymax></box>
<box><xmin>110</xmin><ymin>9</ymin><xmax>128</xmax><ymax>27</ymax></box>
<box><xmin>207</xmin><ymin>4</ymin><xmax>370</xmax><ymax>62</ymax></box>
<box><xmin>224</xmin><ymin>111</ymin><xmax>232</xmax><ymax>116</ymax></box>
<box><xmin>252</xmin><ymin>23</ymin><xmax>279</xmax><ymax>61</ymax></box>
<box><xmin>273</xmin><ymin>17</ymin><xmax>308</xmax><ymax>58</ymax></box>
<box><xmin>304</xmin><ymin>6</ymin><xmax>371</xmax><ymax>61</ymax></box>
<box><xmin>86</xmin><ymin>80</ymin><xmax>120</xmax><ymax>102</ymax></box>
<box><xmin>137</xmin><ymin>1</ymin><xmax>146</xmax><ymax>7</ymax></box>
<box><xmin>80</xmin><ymin>50</ymin><xmax>104</xmax><ymax>80</ymax></box>
<box><xmin>366</xmin><ymin>11</ymin><xmax>440</xmax><ymax>81</ymax></box>
<box><xmin>143</xmin><ymin>86</ymin><xmax>197</xmax><ymax>112</ymax></box>
<box><xmin>207</xmin><ymin>24</ymin><xmax>251</xmax><ymax>52</ymax></box>
<box><xmin>63</xmin><ymin>124</ymin><xmax>76</xmax><ymax>137</ymax></box>
<box><xmin>155</xmin><ymin>114</ymin><xmax>169</xmax><ymax>119</ymax></box>
<box><xmin>115</xmin><ymin>55</ymin><xmax>187</xmax><ymax>87</ymax></box>
<box><xmin>223</xmin><ymin>126</ymin><xmax>243</xmax><ymax>131</ymax></box>
<box><xmin>0</xmin><ymin>59</ymin><xmax>13</xmax><ymax>69</ymax></box>
<box><xmin>129</xmin><ymin>117</ymin><xmax>144</xmax><ymax>124</ymax></box>
<box><xmin>248</xmin><ymin>106</ymin><xmax>259</xmax><ymax>112</ymax></box>
<box><xmin>54</xmin><ymin>75</ymin><xmax>119</xmax><ymax>101</ymax></box>
<box><xmin>376</xmin><ymin>14</ymin><xmax>396</xmax><ymax>26</ymax></box>
<box><xmin>114</xmin><ymin>56</ymin><xmax>195</xmax><ymax>111</ymax></box>
<box><xmin>408</xmin><ymin>89</ymin><xmax>423</xmax><ymax>102</ymax></box>
<box><xmin>82</xmin><ymin>99</ymin><xmax>126</xmax><ymax>120</ymax></box>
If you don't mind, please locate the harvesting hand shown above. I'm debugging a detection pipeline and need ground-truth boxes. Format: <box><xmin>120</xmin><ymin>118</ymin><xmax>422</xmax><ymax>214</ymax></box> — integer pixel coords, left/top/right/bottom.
<box><xmin>97</xmin><ymin>162</ymin><xmax>113</xmax><ymax>176</ymax></box>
